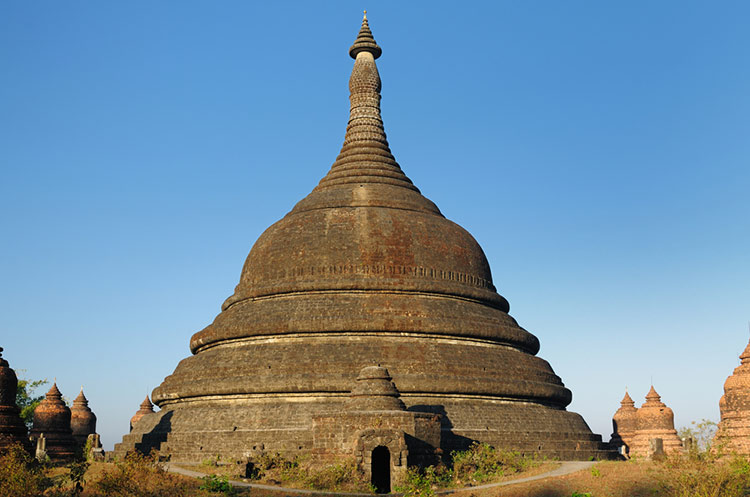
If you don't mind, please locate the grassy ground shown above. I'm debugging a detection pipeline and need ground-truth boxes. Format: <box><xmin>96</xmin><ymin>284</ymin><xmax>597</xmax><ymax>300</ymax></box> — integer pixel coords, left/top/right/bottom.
<box><xmin>5</xmin><ymin>443</ymin><xmax>750</xmax><ymax>497</ymax></box>
<box><xmin>457</xmin><ymin>460</ymin><xmax>659</xmax><ymax>497</ymax></box>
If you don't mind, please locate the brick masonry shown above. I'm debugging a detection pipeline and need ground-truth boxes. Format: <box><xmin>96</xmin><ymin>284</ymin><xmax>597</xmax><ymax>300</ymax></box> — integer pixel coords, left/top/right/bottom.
<box><xmin>115</xmin><ymin>15</ymin><xmax>614</xmax><ymax>464</ymax></box>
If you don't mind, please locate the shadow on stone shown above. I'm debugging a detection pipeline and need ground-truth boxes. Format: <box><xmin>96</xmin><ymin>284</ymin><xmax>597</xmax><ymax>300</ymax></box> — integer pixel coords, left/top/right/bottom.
<box><xmin>407</xmin><ymin>404</ymin><xmax>476</xmax><ymax>456</ymax></box>
<box><xmin>134</xmin><ymin>410</ymin><xmax>172</xmax><ymax>456</ymax></box>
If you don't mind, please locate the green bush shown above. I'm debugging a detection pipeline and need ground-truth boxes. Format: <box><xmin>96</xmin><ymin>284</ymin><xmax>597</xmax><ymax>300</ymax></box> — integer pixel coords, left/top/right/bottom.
<box><xmin>452</xmin><ymin>442</ymin><xmax>539</xmax><ymax>484</ymax></box>
<box><xmin>243</xmin><ymin>452</ymin><xmax>370</xmax><ymax>492</ymax></box>
<box><xmin>199</xmin><ymin>474</ymin><xmax>236</xmax><ymax>495</ymax></box>
<box><xmin>394</xmin><ymin>465</ymin><xmax>452</xmax><ymax>497</ymax></box>
<box><xmin>0</xmin><ymin>444</ymin><xmax>51</xmax><ymax>497</ymax></box>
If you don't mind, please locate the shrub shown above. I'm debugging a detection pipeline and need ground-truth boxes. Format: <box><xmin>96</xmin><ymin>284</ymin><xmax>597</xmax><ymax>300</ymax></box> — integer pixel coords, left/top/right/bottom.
<box><xmin>452</xmin><ymin>442</ymin><xmax>539</xmax><ymax>484</ymax></box>
<box><xmin>199</xmin><ymin>474</ymin><xmax>237</xmax><ymax>495</ymax></box>
<box><xmin>656</xmin><ymin>454</ymin><xmax>750</xmax><ymax>497</ymax></box>
<box><xmin>92</xmin><ymin>450</ymin><xmax>193</xmax><ymax>496</ymax></box>
<box><xmin>394</xmin><ymin>465</ymin><xmax>452</xmax><ymax>497</ymax></box>
<box><xmin>677</xmin><ymin>419</ymin><xmax>718</xmax><ymax>456</ymax></box>
<box><xmin>302</xmin><ymin>459</ymin><xmax>367</xmax><ymax>490</ymax></box>
<box><xmin>395</xmin><ymin>466</ymin><xmax>436</xmax><ymax>497</ymax></box>
<box><xmin>0</xmin><ymin>444</ymin><xmax>51</xmax><ymax>497</ymax></box>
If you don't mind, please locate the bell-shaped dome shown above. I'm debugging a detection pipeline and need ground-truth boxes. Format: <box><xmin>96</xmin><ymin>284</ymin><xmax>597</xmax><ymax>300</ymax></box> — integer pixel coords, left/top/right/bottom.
<box><xmin>610</xmin><ymin>391</ymin><xmax>638</xmax><ymax>449</ymax></box>
<box><xmin>0</xmin><ymin>347</ymin><xmax>30</xmax><ymax>452</ymax></box>
<box><xmin>70</xmin><ymin>388</ymin><xmax>97</xmax><ymax>445</ymax></box>
<box><xmin>715</xmin><ymin>336</ymin><xmax>750</xmax><ymax>454</ymax></box>
<box><xmin>636</xmin><ymin>386</ymin><xmax>674</xmax><ymax>431</ymax></box>
<box><xmin>30</xmin><ymin>383</ymin><xmax>76</xmax><ymax>460</ymax></box>
<box><xmin>122</xmin><ymin>14</ymin><xmax>610</xmax><ymax>463</ymax></box>
<box><xmin>628</xmin><ymin>386</ymin><xmax>682</xmax><ymax>457</ymax></box>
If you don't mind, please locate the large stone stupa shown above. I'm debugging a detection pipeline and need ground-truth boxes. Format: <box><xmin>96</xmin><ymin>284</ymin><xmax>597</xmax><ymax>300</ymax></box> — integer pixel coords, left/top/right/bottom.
<box><xmin>117</xmin><ymin>14</ymin><xmax>609</xmax><ymax>463</ymax></box>
<box><xmin>715</xmin><ymin>337</ymin><xmax>750</xmax><ymax>454</ymax></box>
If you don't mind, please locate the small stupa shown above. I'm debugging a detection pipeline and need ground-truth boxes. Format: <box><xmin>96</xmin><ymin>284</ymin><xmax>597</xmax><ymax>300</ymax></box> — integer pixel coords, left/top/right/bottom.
<box><xmin>312</xmin><ymin>365</ymin><xmax>441</xmax><ymax>492</ymax></box>
<box><xmin>609</xmin><ymin>390</ymin><xmax>638</xmax><ymax>456</ymax></box>
<box><xmin>130</xmin><ymin>396</ymin><xmax>155</xmax><ymax>432</ymax></box>
<box><xmin>629</xmin><ymin>386</ymin><xmax>682</xmax><ymax>457</ymax></box>
<box><xmin>0</xmin><ymin>347</ymin><xmax>31</xmax><ymax>452</ymax></box>
<box><xmin>30</xmin><ymin>383</ymin><xmax>76</xmax><ymax>461</ymax></box>
<box><xmin>347</xmin><ymin>366</ymin><xmax>406</xmax><ymax>411</ymax></box>
<box><xmin>714</xmin><ymin>337</ymin><xmax>750</xmax><ymax>454</ymax></box>
<box><xmin>70</xmin><ymin>388</ymin><xmax>97</xmax><ymax>448</ymax></box>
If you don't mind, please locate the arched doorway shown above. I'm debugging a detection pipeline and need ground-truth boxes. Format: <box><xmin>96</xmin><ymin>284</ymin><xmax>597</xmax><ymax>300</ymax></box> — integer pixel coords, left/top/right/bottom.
<box><xmin>371</xmin><ymin>445</ymin><xmax>391</xmax><ymax>493</ymax></box>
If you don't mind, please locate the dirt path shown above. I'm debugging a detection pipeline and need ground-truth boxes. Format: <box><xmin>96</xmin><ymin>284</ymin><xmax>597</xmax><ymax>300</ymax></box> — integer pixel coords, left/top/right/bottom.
<box><xmin>166</xmin><ymin>460</ymin><xmax>596</xmax><ymax>496</ymax></box>
<box><xmin>437</xmin><ymin>461</ymin><xmax>595</xmax><ymax>494</ymax></box>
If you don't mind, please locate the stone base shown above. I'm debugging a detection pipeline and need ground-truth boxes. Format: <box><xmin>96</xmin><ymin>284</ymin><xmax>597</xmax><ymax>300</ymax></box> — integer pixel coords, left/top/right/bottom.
<box><xmin>114</xmin><ymin>396</ymin><xmax>614</xmax><ymax>463</ymax></box>
<box><xmin>629</xmin><ymin>429</ymin><xmax>682</xmax><ymax>458</ymax></box>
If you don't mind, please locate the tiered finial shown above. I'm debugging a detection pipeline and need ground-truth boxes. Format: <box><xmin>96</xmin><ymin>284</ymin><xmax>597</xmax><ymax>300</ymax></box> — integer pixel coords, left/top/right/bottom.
<box><xmin>317</xmin><ymin>14</ymin><xmax>417</xmax><ymax>191</ymax></box>
<box><xmin>739</xmin><ymin>336</ymin><xmax>750</xmax><ymax>365</ymax></box>
<box><xmin>645</xmin><ymin>385</ymin><xmax>662</xmax><ymax>403</ymax></box>
<box><xmin>349</xmin><ymin>11</ymin><xmax>382</xmax><ymax>59</ymax></box>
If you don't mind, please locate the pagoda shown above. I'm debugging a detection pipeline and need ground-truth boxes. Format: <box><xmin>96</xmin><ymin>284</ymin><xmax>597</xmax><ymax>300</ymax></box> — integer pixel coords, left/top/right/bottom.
<box><xmin>628</xmin><ymin>386</ymin><xmax>683</xmax><ymax>457</ymax></box>
<box><xmin>30</xmin><ymin>383</ymin><xmax>76</xmax><ymax>461</ymax></box>
<box><xmin>609</xmin><ymin>390</ymin><xmax>637</xmax><ymax>456</ymax></box>
<box><xmin>70</xmin><ymin>388</ymin><xmax>97</xmax><ymax>448</ymax></box>
<box><xmin>715</xmin><ymin>337</ymin><xmax>750</xmax><ymax>454</ymax></box>
<box><xmin>0</xmin><ymin>347</ymin><xmax>31</xmax><ymax>453</ymax></box>
<box><xmin>116</xmin><ymin>14</ymin><xmax>610</xmax><ymax>463</ymax></box>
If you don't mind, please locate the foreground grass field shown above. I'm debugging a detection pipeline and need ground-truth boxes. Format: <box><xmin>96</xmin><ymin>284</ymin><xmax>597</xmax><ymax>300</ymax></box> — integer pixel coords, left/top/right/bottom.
<box><xmin>3</xmin><ymin>443</ymin><xmax>750</xmax><ymax>497</ymax></box>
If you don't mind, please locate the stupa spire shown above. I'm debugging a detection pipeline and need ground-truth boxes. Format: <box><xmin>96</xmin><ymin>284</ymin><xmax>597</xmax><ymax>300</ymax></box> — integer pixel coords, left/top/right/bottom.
<box><xmin>317</xmin><ymin>13</ymin><xmax>416</xmax><ymax>191</ymax></box>
<box><xmin>739</xmin><ymin>336</ymin><xmax>750</xmax><ymax>365</ymax></box>
<box><xmin>644</xmin><ymin>385</ymin><xmax>663</xmax><ymax>405</ymax></box>
<box><xmin>349</xmin><ymin>11</ymin><xmax>382</xmax><ymax>59</ymax></box>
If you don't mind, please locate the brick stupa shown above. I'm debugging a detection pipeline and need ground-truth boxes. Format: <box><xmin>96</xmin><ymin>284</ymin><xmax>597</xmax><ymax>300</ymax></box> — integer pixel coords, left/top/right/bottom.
<box><xmin>70</xmin><ymin>388</ymin><xmax>97</xmax><ymax>448</ymax></box>
<box><xmin>628</xmin><ymin>386</ymin><xmax>683</xmax><ymax>457</ymax></box>
<box><xmin>0</xmin><ymin>347</ymin><xmax>31</xmax><ymax>453</ymax></box>
<box><xmin>130</xmin><ymin>396</ymin><xmax>155</xmax><ymax>432</ymax></box>
<box><xmin>609</xmin><ymin>391</ymin><xmax>637</xmax><ymax>456</ymax></box>
<box><xmin>116</xmin><ymin>14</ymin><xmax>611</xmax><ymax>463</ymax></box>
<box><xmin>715</xmin><ymin>337</ymin><xmax>750</xmax><ymax>454</ymax></box>
<box><xmin>30</xmin><ymin>383</ymin><xmax>76</xmax><ymax>461</ymax></box>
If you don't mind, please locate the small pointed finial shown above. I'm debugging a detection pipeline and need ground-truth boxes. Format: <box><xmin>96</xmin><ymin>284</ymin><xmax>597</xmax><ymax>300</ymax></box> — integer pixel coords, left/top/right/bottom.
<box><xmin>349</xmin><ymin>11</ymin><xmax>382</xmax><ymax>59</ymax></box>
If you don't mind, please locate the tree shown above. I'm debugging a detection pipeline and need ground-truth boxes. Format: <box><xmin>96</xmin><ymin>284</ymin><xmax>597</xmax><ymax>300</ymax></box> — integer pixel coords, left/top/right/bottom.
<box><xmin>15</xmin><ymin>374</ymin><xmax>48</xmax><ymax>429</ymax></box>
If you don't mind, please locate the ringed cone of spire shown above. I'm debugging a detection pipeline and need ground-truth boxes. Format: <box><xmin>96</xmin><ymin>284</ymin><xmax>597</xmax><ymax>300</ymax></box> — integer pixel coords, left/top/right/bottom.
<box><xmin>349</xmin><ymin>12</ymin><xmax>382</xmax><ymax>59</ymax></box>
<box><xmin>715</xmin><ymin>336</ymin><xmax>750</xmax><ymax>454</ymax></box>
<box><xmin>116</xmin><ymin>14</ymin><xmax>611</xmax><ymax>463</ymax></box>
<box><xmin>30</xmin><ymin>383</ymin><xmax>76</xmax><ymax>461</ymax></box>
<box><xmin>0</xmin><ymin>347</ymin><xmax>31</xmax><ymax>453</ymax></box>
<box><xmin>130</xmin><ymin>396</ymin><xmax>155</xmax><ymax>432</ymax></box>
<box><xmin>347</xmin><ymin>366</ymin><xmax>406</xmax><ymax>411</ymax></box>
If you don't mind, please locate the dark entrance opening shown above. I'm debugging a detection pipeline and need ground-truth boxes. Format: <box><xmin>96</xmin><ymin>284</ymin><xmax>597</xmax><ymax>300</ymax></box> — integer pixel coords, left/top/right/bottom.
<box><xmin>371</xmin><ymin>445</ymin><xmax>391</xmax><ymax>493</ymax></box>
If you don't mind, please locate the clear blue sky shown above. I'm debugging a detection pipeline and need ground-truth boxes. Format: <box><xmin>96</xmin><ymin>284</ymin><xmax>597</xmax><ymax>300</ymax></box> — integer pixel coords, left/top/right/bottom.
<box><xmin>1</xmin><ymin>1</ymin><xmax>748</xmax><ymax>451</ymax></box>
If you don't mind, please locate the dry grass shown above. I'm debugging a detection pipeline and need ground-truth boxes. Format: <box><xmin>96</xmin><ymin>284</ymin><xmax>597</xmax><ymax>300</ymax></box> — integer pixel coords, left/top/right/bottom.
<box><xmin>183</xmin><ymin>452</ymin><xmax>373</xmax><ymax>493</ymax></box>
<box><xmin>7</xmin><ymin>442</ymin><xmax>750</xmax><ymax>497</ymax></box>
<box><xmin>456</xmin><ymin>455</ymin><xmax>750</xmax><ymax>497</ymax></box>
